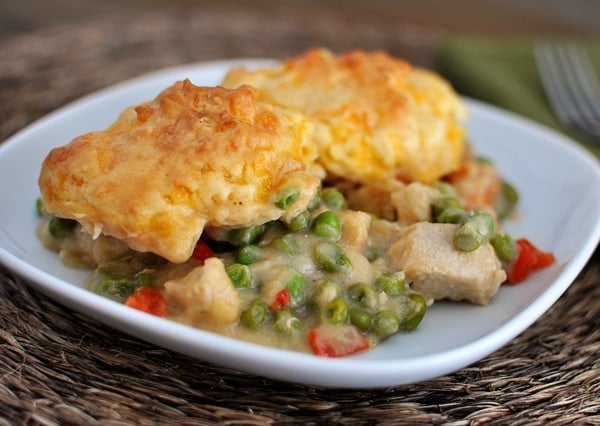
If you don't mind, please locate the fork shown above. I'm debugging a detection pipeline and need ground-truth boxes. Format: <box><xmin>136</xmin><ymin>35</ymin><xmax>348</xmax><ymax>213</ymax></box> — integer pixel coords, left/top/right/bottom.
<box><xmin>533</xmin><ymin>43</ymin><xmax>600</xmax><ymax>142</ymax></box>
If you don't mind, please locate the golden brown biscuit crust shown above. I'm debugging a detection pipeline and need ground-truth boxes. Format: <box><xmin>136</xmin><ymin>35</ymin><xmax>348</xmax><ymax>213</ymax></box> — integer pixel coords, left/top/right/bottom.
<box><xmin>223</xmin><ymin>48</ymin><xmax>467</xmax><ymax>183</ymax></box>
<box><xmin>39</xmin><ymin>80</ymin><xmax>320</xmax><ymax>263</ymax></box>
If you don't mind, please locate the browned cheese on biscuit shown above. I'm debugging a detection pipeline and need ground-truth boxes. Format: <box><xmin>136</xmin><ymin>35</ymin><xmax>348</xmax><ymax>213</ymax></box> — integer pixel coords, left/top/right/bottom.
<box><xmin>223</xmin><ymin>48</ymin><xmax>467</xmax><ymax>184</ymax></box>
<box><xmin>39</xmin><ymin>80</ymin><xmax>320</xmax><ymax>263</ymax></box>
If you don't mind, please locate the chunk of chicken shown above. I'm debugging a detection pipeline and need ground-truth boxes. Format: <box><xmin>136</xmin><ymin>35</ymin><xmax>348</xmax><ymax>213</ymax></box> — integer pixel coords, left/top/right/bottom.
<box><xmin>343</xmin><ymin>180</ymin><xmax>441</xmax><ymax>225</ymax></box>
<box><xmin>164</xmin><ymin>258</ymin><xmax>241</xmax><ymax>327</ymax></box>
<box><xmin>390</xmin><ymin>182</ymin><xmax>441</xmax><ymax>226</ymax></box>
<box><xmin>343</xmin><ymin>180</ymin><xmax>402</xmax><ymax>221</ymax></box>
<box><xmin>338</xmin><ymin>210</ymin><xmax>372</xmax><ymax>250</ymax></box>
<box><xmin>73</xmin><ymin>230</ymin><xmax>131</xmax><ymax>265</ymax></box>
<box><xmin>387</xmin><ymin>222</ymin><xmax>506</xmax><ymax>305</ymax></box>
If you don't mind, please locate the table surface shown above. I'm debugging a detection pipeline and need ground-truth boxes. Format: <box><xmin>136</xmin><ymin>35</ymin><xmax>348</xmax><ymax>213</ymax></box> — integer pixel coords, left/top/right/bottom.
<box><xmin>1</xmin><ymin>1</ymin><xmax>599</xmax><ymax>424</ymax></box>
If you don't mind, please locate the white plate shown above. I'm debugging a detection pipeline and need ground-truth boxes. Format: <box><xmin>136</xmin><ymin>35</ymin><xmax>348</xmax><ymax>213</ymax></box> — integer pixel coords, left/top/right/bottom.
<box><xmin>1</xmin><ymin>60</ymin><xmax>599</xmax><ymax>389</ymax></box>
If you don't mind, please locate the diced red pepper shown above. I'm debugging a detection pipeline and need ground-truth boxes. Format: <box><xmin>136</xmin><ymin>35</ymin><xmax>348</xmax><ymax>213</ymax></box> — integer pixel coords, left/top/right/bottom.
<box><xmin>308</xmin><ymin>324</ymin><xmax>370</xmax><ymax>357</ymax></box>
<box><xmin>125</xmin><ymin>287</ymin><xmax>166</xmax><ymax>317</ymax></box>
<box><xmin>270</xmin><ymin>289</ymin><xmax>291</xmax><ymax>311</ymax></box>
<box><xmin>192</xmin><ymin>240</ymin><xmax>214</xmax><ymax>265</ymax></box>
<box><xmin>506</xmin><ymin>238</ymin><xmax>556</xmax><ymax>285</ymax></box>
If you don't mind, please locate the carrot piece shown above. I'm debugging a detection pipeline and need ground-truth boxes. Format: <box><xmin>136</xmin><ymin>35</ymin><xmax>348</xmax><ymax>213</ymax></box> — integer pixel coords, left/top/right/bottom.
<box><xmin>270</xmin><ymin>289</ymin><xmax>291</xmax><ymax>311</ymax></box>
<box><xmin>192</xmin><ymin>240</ymin><xmax>214</xmax><ymax>265</ymax></box>
<box><xmin>125</xmin><ymin>287</ymin><xmax>166</xmax><ymax>317</ymax></box>
<box><xmin>506</xmin><ymin>238</ymin><xmax>555</xmax><ymax>284</ymax></box>
<box><xmin>308</xmin><ymin>324</ymin><xmax>370</xmax><ymax>357</ymax></box>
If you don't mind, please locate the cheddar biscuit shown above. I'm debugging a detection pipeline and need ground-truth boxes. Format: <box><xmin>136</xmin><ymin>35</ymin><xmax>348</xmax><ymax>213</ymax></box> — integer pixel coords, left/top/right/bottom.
<box><xmin>223</xmin><ymin>48</ymin><xmax>467</xmax><ymax>183</ymax></box>
<box><xmin>39</xmin><ymin>80</ymin><xmax>320</xmax><ymax>263</ymax></box>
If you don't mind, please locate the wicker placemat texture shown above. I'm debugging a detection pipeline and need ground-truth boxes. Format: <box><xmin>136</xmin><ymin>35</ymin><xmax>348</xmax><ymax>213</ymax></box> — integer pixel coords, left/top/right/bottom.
<box><xmin>0</xmin><ymin>8</ymin><xmax>599</xmax><ymax>425</ymax></box>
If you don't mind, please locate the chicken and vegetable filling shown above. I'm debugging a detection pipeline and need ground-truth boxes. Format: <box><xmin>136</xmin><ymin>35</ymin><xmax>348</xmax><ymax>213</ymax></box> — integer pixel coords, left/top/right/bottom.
<box><xmin>36</xmin><ymin>159</ymin><xmax>554</xmax><ymax>357</ymax></box>
<box><xmin>36</xmin><ymin>49</ymin><xmax>555</xmax><ymax>357</ymax></box>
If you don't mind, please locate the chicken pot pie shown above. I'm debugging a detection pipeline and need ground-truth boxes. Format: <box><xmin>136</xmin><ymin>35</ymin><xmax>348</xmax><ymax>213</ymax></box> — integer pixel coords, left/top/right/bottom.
<box><xmin>36</xmin><ymin>49</ymin><xmax>554</xmax><ymax>357</ymax></box>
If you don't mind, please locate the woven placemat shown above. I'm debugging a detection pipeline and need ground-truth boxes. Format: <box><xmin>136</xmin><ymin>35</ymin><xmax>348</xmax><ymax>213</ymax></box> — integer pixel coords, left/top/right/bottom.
<box><xmin>1</xmin><ymin>7</ymin><xmax>599</xmax><ymax>425</ymax></box>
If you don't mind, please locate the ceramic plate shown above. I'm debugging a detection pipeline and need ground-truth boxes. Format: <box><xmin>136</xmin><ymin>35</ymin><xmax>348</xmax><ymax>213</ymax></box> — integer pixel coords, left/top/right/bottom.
<box><xmin>1</xmin><ymin>60</ymin><xmax>599</xmax><ymax>388</ymax></box>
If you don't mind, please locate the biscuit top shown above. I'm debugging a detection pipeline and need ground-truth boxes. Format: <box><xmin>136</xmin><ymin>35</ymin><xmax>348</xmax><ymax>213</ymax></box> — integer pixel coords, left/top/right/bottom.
<box><xmin>39</xmin><ymin>80</ymin><xmax>320</xmax><ymax>263</ymax></box>
<box><xmin>223</xmin><ymin>48</ymin><xmax>467</xmax><ymax>183</ymax></box>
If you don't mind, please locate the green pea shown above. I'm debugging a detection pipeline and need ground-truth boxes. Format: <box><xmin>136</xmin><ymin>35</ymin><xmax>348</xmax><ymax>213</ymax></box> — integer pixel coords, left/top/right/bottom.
<box><xmin>494</xmin><ymin>180</ymin><xmax>520</xmax><ymax>220</ymax></box>
<box><xmin>364</xmin><ymin>245</ymin><xmax>381</xmax><ymax>262</ymax></box>
<box><xmin>36</xmin><ymin>198</ymin><xmax>44</xmax><ymax>217</ymax></box>
<box><xmin>320</xmin><ymin>188</ymin><xmax>347</xmax><ymax>210</ymax></box>
<box><xmin>433</xmin><ymin>196</ymin><xmax>463</xmax><ymax>221</ymax></box>
<box><xmin>490</xmin><ymin>232</ymin><xmax>517</xmax><ymax>263</ymax></box>
<box><xmin>228</xmin><ymin>225</ymin><xmax>264</xmax><ymax>247</ymax></box>
<box><xmin>401</xmin><ymin>292</ymin><xmax>427</xmax><ymax>331</ymax></box>
<box><xmin>274</xmin><ymin>309</ymin><xmax>301</xmax><ymax>335</ymax></box>
<box><xmin>285</xmin><ymin>210</ymin><xmax>311</xmax><ymax>231</ymax></box>
<box><xmin>321</xmin><ymin>297</ymin><xmax>349</xmax><ymax>324</ymax></box>
<box><xmin>48</xmin><ymin>216</ymin><xmax>77</xmax><ymax>238</ymax></box>
<box><xmin>374</xmin><ymin>272</ymin><xmax>406</xmax><ymax>296</ymax></box>
<box><xmin>226</xmin><ymin>263</ymin><xmax>252</xmax><ymax>289</ymax></box>
<box><xmin>285</xmin><ymin>273</ymin><xmax>306</xmax><ymax>301</ymax></box>
<box><xmin>95</xmin><ymin>277</ymin><xmax>135</xmax><ymax>303</ymax></box>
<box><xmin>312</xmin><ymin>241</ymin><xmax>351</xmax><ymax>273</ymax></box>
<box><xmin>263</xmin><ymin>219</ymin><xmax>286</xmax><ymax>234</ymax></box>
<box><xmin>373</xmin><ymin>310</ymin><xmax>400</xmax><ymax>338</ymax></box>
<box><xmin>436</xmin><ymin>207</ymin><xmax>466</xmax><ymax>224</ymax></box>
<box><xmin>453</xmin><ymin>210</ymin><xmax>496</xmax><ymax>252</ymax></box>
<box><xmin>131</xmin><ymin>271</ymin><xmax>154</xmax><ymax>288</ymax></box>
<box><xmin>453</xmin><ymin>221</ymin><xmax>484</xmax><ymax>252</ymax></box>
<box><xmin>241</xmin><ymin>298</ymin><xmax>269</xmax><ymax>329</ymax></box>
<box><xmin>236</xmin><ymin>245</ymin><xmax>262</xmax><ymax>265</ymax></box>
<box><xmin>430</xmin><ymin>181</ymin><xmax>456</xmax><ymax>197</ymax></box>
<box><xmin>311</xmin><ymin>210</ymin><xmax>341</xmax><ymax>239</ymax></box>
<box><xmin>310</xmin><ymin>279</ymin><xmax>342</xmax><ymax>308</ymax></box>
<box><xmin>349</xmin><ymin>308</ymin><xmax>373</xmax><ymax>331</ymax></box>
<box><xmin>466</xmin><ymin>210</ymin><xmax>496</xmax><ymax>240</ymax></box>
<box><xmin>501</xmin><ymin>180</ymin><xmax>519</xmax><ymax>204</ymax></box>
<box><xmin>272</xmin><ymin>234</ymin><xmax>300</xmax><ymax>256</ymax></box>
<box><xmin>348</xmin><ymin>283</ymin><xmax>378</xmax><ymax>310</ymax></box>
<box><xmin>274</xmin><ymin>187</ymin><xmax>300</xmax><ymax>209</ymax></box>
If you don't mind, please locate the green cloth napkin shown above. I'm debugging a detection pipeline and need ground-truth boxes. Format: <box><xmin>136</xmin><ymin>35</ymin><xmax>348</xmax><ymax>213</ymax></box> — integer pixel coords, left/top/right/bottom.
<box><xmin>434</xmin><ymin>38</ymin><xmax>600</xmax><ymax>159</ymax></box>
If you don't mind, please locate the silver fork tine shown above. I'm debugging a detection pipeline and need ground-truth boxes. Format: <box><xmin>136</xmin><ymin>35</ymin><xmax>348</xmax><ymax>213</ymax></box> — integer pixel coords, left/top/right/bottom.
<box><xmin>534</xmin><ymin>45</ymin><xmax>573</xmax><ymax>127</ymax></box>
<box><xmin>559</xmin><ymin>46</ymin><xmax>600</xmax><ymax>128</ymax></box>
<box><xmin>534</xmin><ymin>43</ymin><xmax>600</xmax><ymax>140</ymax></box>
<box><xmin>565</xmin><ymin>46</ymin><xmax>600</xmax><ymax>116</ymax></box>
